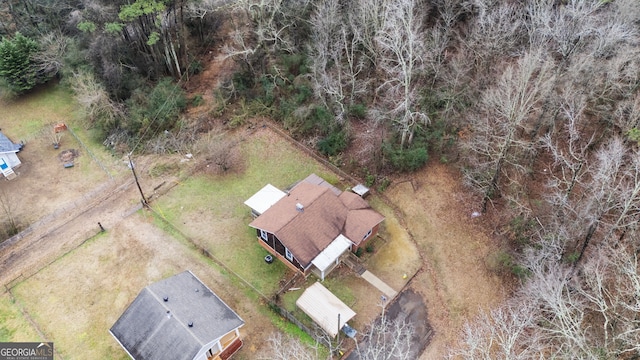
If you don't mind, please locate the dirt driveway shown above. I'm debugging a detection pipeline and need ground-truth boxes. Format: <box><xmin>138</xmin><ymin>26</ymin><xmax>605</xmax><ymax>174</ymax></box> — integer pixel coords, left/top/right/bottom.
<box><xmin>345</xmin><ymin>289</ymin><xmax>432</xmax><ymax>359</ymax></box>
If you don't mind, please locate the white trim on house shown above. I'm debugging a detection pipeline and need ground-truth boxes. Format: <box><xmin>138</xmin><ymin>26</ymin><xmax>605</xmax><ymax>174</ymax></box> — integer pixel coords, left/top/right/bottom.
<box><xmin>311</xmin><ymin>235</ymin><xmax>353</xmax><ymax>280</ymax></box>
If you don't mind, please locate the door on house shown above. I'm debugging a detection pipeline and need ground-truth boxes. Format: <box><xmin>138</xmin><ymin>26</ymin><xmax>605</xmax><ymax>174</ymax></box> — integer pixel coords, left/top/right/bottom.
<box><xmin>0</xmin><ymin>159</ymin><xmax>7</xmax><ymax>170</ymax></box>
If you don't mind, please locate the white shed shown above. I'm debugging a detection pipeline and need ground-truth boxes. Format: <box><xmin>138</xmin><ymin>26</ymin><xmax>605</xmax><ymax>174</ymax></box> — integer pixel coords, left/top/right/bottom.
<box><xmin>296</xmin><ymin>282</ymin><xmax>356</xmax><ymax>338</ymax></box>
<box><xmin>243</xmin><ymin>184</ymin><xmax>287</xmax><ymax>217</ymax></box>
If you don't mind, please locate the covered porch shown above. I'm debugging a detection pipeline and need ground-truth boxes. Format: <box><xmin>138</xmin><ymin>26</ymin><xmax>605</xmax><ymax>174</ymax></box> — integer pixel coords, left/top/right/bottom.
<box><xmin>206</xmin><ymin>329</ymin><xmax>243</xmax><ymax>360</ymax></box>
<box><xmin>310</xmin><ymin>234</ymin><xmax>353</xmax><ymax>281</ymax></box>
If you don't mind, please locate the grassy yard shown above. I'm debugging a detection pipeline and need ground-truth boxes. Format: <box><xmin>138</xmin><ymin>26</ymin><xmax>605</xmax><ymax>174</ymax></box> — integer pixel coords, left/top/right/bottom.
<box><xmin>9</xmin><ymin>232</ymin><xmax>130</xmax><ymax>360</ymax></box>
<box><xmin>151</xmin><ymin>125</ymin><xmax>422</xmax><ymax>334</ymax></box>
<box><xmin>152</xmin><ymin>127</ymin><xmax>341</xmax><ymax>297</ymax></box>
<box><xmin>0</xmin><ymin>83</ymin><xmax>129</xmax><ymax>231</ymax></box>
<box><xmin>0</xmin><ymin>294</ymin><xmax>42</xmax><ymax>342</ymax></box>
<box><xmin>7</xmin><ymin>212</ymin><xmax>282</xmax><ymax>359</ymax></box>
<box><xmin>1</xmin><ymin>83</ymin><xmax>76</xmax><ymax>141</ymax></box>
<box><xmin>0</xmin><ymin>86</ymin><xmax>422</xmax><ymax>358</ymax></box>
<box><xmin>1</xmin><ymin>83</ymin><xmax>127</xmax><ymax>177</ymax></box>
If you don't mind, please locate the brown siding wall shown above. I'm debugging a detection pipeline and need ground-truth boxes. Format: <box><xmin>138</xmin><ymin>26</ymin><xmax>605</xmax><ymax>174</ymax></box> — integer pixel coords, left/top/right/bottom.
<box><xmin>255</xmin><ymin>229</ymin><xmax>305</xmax><ymax>273</ymax></box>
<box><xmin>256</xmin><ymin>228</ymin><xmax>274</xmax><ymax>248</ymax></box>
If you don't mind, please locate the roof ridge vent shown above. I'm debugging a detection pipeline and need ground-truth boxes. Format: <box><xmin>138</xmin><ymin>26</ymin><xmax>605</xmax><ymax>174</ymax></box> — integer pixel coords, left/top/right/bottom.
<box><xmin>296</xmin><ymin>203</ymin><xmax>304</xmax><ymax>212</ymax></box>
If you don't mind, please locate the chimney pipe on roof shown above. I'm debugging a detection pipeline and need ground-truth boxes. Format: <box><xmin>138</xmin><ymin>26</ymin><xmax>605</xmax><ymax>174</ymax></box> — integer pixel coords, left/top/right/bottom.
<box><xmin>296</xmin><ymin>203</ymin><xmax>304</xmax><ymax>212</ymax></box>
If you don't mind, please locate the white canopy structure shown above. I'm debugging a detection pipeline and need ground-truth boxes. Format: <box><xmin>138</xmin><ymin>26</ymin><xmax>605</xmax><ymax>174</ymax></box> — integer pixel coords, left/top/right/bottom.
<box><xmin>296</xmin><ymin>282</ymin><xmax>356</xmax><ymax>338</ymax></box>
<box><xmin>243</xmin><ymin>184</ymin><xmax>287</xmax><ymax>216</ymax></box>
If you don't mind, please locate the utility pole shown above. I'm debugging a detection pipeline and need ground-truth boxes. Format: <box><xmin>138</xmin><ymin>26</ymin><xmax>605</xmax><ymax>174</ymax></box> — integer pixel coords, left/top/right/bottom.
<box><xmin>128</xmin><ymin>153</ymin><xmax>148</xmax><ymax>207</ymax></box>
<box><xmin>337</xmin><ymin>313</ymin><xmax>340</xmax><ymax>344</ymax></box>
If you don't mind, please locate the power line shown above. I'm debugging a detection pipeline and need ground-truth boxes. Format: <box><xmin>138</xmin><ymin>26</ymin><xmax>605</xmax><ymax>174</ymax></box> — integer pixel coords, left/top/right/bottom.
<box><xmin>128</xmin><ymin>153</ymin><xmax>148</xmax><ymax>207</ymax></box>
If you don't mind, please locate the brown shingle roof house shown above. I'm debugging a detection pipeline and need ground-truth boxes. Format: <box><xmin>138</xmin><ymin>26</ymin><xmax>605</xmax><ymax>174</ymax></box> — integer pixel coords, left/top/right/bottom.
<box><xmin>244</xmin><ymin>174</ymin><xmax>384</xmax><ymax>280</ymax></box>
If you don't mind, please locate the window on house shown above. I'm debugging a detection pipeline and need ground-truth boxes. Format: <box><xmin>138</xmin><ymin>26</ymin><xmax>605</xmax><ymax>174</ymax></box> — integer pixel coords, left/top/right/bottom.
<box><xmin>285</xmin><ymin>248</ymin><xmax>293</xmax><ymax>261</ymax></box>
<box><xmin>363</xmin><ymin>228</ymin><xmax>372</xmax><ymax>240</ymax></box>
<box><xmin>260</xmin><ymin>229</ymin><xmax>268</xmax><ymax>241</ymax></box>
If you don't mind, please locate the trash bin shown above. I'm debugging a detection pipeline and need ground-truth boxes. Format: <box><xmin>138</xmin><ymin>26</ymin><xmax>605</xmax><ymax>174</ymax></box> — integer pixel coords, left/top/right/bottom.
<box><xmin>264</xmin><ymin>255</ymin><xmax>274</xmax><ymax>264</ymax></box>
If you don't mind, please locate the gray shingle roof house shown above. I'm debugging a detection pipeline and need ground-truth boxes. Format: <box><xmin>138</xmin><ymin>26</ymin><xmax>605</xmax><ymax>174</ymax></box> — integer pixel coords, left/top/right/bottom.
<box><xmin>0</xmin><ymin>131</ymin><xmax>22</xmax><ymax>179</ymax></box>
<box><xmin>245</xmin><ymin>174</ymin><xmax>385</xmax><ymax>280</ymax></box>
<box><xmin>110</xmin><ymin>271</ymin><xmax>245</xmax><ymax>360</ymax></box>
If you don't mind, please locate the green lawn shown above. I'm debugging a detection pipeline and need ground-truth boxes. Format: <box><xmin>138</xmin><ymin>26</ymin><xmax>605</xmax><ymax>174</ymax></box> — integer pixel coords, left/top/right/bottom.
<box><xmin>1</xmin><ymin>82</ymin><xmax>126</xmax><ymax>179</ymax></box>
<box><xmin>1</xmin><ymin>83</ymin><xmax>76</xmax><ymax>141</ymax></box>
<box><xmin>0</xmin><ymin>294</ymin><xmax>42</xmax><ymax>343</ymax></box>
<box><xmin>9</xmin><ymin>232</ymin><xmax>130</xmax><ymax>360</ymax></box>
<box><xmin>152</xmin><ymin>128</ymin><xmax>341</xmax><ymax>297</ymax></box>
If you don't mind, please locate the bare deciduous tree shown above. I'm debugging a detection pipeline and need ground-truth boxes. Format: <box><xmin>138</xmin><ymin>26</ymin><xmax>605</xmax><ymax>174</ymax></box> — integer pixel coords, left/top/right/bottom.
<box><xmin>612</xmin><ymin>0</ymin><xmax>640</xmax><ymax>28</ymax></box>
<box><xmin>526</xmin><ymin>0</ymin><xmax>602</xmax><ymax>59</ymax></box>
<box><xmin>0</xmin><ymin>189</ymin><xmax>19</xmax><ymax>238</ymax></box>
<box><xmin>308</xmin><ymin>0</ymin><xmax>368</xmax><ymax>125</ymax></box>
<box><xmin>465</xmin><ymin>0</ymin><xmax>525</xmax><ymax>71</ymax></box>
<box><xmin>237</xmin><ymin>0</ymin><xmax>311</xmax><ymax>54</ymax></box>
<box><xmin>347</xmin><ymin>0</ymin><xmax>388</xmax><ymax>67</ymax></box>
<box><xmin>32</xmin><ymin>31</ymin><xmax>67</xmax><ymax>79</ymax></box>
<box><xmin>569</xmin><ymin>137</ymin><xmax>626</xmax><ymax>264</ymax></box>
<box><xmin>197</xmin><ymin>133</ymin><xmax>242</xmax><ymax>174</ymax></box>
<box><xmin>262</xmin><ymin>332</ymin><xmax>322</xmax><ymax>360</ymax></box>
<box><xmin>452</xmin><ymin>302</ymin><xmax>541</xmax><ymax>360</ymax></box>
<box><xmin>356</xmin><ymin>314</ymin><xmax>415</xmax><ymax>360</ymax></box>
<box><xmin>462</xmin><ymin>50</ymin><xmax>555</xmax><ymax>211</ymax></box>
<box><xmin>186</xmin><ymin>0</ymin><xmax>230</xmax><ymax>20</ymax></box>
<box><xmin>374</xmin><ymin>0</ymin><xmax>428</xmax><ymax>148</ymax></box>
<box><xmin>542</xmin><ymin>94</ymin><xmax>593</xmax><ymax>206</ymax></box>
<box><xmin>308</xmin><ymin>0</ymin><xmax>346</xmax><ymax>122</ymax></box>
<box><xmin>606</xmin><ymin>243</ymin><xmax>640</xmax><ymax>355</ymax></box>
<box><xmin>69</xmin><ymin>70</ymin><xmax>124</xmax><ymax>130</ymax></box>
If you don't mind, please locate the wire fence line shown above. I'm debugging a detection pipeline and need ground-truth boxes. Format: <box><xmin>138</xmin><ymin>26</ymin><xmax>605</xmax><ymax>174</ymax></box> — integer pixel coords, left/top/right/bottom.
<box><xmin>146</xmin><ymin>203</ymin><xmax>339</xmax><ymax>349</ymax></box>
<box><xmin>146</xmin><ymin>204</ymin><xmax>275</xmax><ymax>301</ymax></box>
<box><xmin>66</xmin><ymin>126</ymin><xmax>114</xmax><ymax>180</ymax></box>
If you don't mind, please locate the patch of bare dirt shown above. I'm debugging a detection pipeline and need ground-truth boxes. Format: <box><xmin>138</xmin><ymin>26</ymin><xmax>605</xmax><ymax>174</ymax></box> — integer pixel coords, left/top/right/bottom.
<box><xmin>383</xmin><ymin>161</ymin><xmax>510</xmax><ymax>359</ymax></box>
<box><xmin>183</xmin><ymin>18</ymin><xmax>237</xmax><ymax>120</ymax></box>
<box><xmin>57</xmin><ymin>148</ymin><xmax>79</xmax><ymax>163</ymax></box>
<box><xmin>0</xmin><ymin>131</ymin><xmax>111</xmax><ymax>231</ymax></box>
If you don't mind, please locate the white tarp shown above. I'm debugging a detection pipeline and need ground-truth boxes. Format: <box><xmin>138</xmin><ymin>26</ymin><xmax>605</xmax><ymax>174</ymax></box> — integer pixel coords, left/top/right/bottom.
<box><xmin>244</xmin><ymin>184</ymin><xmax>287</xmax><ymax>215</ymax></box>
<box><xmin>296</xmin><ymin>282</ymin><xmax>356</xmax><ymax>338</ymax></box>
<box><xmin>311</xmin><ymin>234</ymin><xmax>352</xmax><ymax>272</ymax></box>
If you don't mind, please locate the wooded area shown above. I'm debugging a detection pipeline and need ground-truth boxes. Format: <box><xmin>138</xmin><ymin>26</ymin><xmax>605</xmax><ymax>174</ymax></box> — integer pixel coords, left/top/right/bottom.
<box><xmin>1</xmin><ymin>0</ymin><xmax>640</xmax><ymax>358</ymax></box>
